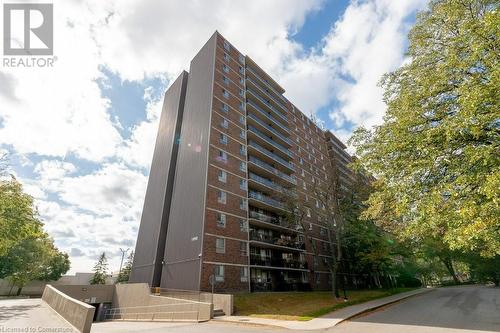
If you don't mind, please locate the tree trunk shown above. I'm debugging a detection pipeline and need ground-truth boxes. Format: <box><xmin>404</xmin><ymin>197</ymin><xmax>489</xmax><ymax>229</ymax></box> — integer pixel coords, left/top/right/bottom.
<box><xmin>440</xmin><ymin>256</ymin><xmax>459</xmax><ymax>284</ymax></box>
<box><xmin>16</xmin><ymin>286</ymin><xmax>22</xmax><ymax>296</ymax></box>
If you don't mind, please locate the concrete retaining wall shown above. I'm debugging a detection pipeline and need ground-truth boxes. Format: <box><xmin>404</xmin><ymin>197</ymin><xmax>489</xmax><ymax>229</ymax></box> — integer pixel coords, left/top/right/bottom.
<box><xmin>199</xmin><ymin>292</ymin><xmax>233</xmax><ymax>315</ymax></box>
<box><xmin>53</xmin><ymin>284</ymin><xmax>114</xmax><ymax>304</ymax></box>
<box><xmin>42</xmin><ymin>284</ymin><xmax>95</xmax><ymax>333</ymax></box>
<box><xmin>112</xmin><ymin>283</ymin><xmax>212</xmax><ymax>321</ymax></box>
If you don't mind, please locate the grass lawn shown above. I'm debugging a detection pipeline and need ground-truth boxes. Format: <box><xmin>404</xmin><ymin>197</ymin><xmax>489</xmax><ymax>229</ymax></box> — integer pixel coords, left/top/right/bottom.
<box><xmin>234</xmin><ymin>288</ymin><xmax>416</xmax><ymax>321</ymax></box>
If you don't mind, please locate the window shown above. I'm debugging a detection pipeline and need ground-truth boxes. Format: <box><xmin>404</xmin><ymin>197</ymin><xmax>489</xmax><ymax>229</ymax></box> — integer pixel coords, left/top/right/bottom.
<box><xmin>239</xmin><ymin>89</ymin><xmax>244</xmax><ymax>97</ymax></box>
<box><xmin>301</xmin><ymin>272</ymin><xmax>309</xmax><ymax>283</ymax></box>
<box><xmin>239</xmin><ymin>161</ymin><xmax>246</xmax><ymax>172</ymax></box>
<box><xmin>219</xmin><ymin>133</ymin><xmax>228</xmax><ymax>145</ymax></box>
<box><xmin>217</xmin><ymin>191</ymin><xmax>226</xmax><ymax>204</ymax></box>
<box><xmin>299</xmin><ymin>158</ymin><xmax>303</xmax><ymax>165</ymax></box>
<box><xmin>313</xmin><ymin>256</ymin><xmax>318</xmax><ymax>268</ymax></box>
<box><xmin>222</xmin><ymin>76</ymin><xmax>229</xmax><ymax>85</ymax></box>
<box><xmin>218</xmin><ymin>170</ymin><xmax>227</xmax><ymax>183</ymax></box>
<box><xmin>322</xmin><ymin>242</ymin><xmax>329</xmax><ymax>253</ymax></box>
<box><xmin>239</xmin><ymin>130</ymin><xmax>246</xmax><ymax>139</ymax></box>
<box><xmin>239</xmin><ymin>66</ymin><xmax>244</xmax><ymax>74</ymax></box>
<box><xmin>216</xmin><ymin>213</ymin><xmax>226</xmax><ymax>228</ymax></box>
<box><xmin>221</xmin><ymin>103</ymin><xmax>229</xmax><ymax>113</ymax></box>
<box><xmin>223</xmin><ymin>52</ymin><xmax>229</xmax><ymax>61</ymax></box>
<box><xmin>221</xmin><ymin>118</ymin><xmax>228</xmax><ymax>128</ymax></box>
<box><xmin>240</xmin><ymin>241</ymin><xmax>247</xmax><ymax>256</ymax></box>
<box><xmin>240</xmin><ymin>219</ymin><xmax>248</xmax><ymax>232</ymax></box>
<box><xmin>240</xmin><ymin>267</ymin><xmax>248</xmax><ymax>282</ymax></box>
<box><xmin>218</xmin><ymin>150</ymin><xmax>227</xmax><ymax>162</ymax></box>
<box><xmin>215</xmin><ymin>265</ymin><xmax>224</xmax><ymax>282</ymax></box>
<box><xmin>320</xmin><ymin>227</ymin><xmax>326</xmax><ymax>236</ymax></box>
<box><xmin>239</xmin><ymin>77</ymin><xmax>244</xmax><ymax>85</ymax></box>
<box><xmin>216</xmin><ymin>238</ymin><xmax>225</xmax><ymax>254</ymax></box>
<box><xmin>240</xmin><ymin>179</ymin><xmax>247</xmax><ymax>190</ymax></box>
<box><xmin>239</xmin><ymin>115</ymin><xmax>245</xmax><ymax>124</ymax></box>
<box><xmin>309</xmin><ymin>223</ymin><xmax>313</xmax><ymax>231</ymax></box>
<box><xmin>240</xmin><ymin>198</ymin><xmax>247</xmax><ymax>210</ymax></box>
<box><xmin>222</xmin><ymin>89</ymin><xmax>229</xmax><ymax>99</ymax></box>
<box><xmin>239</xmin><ymin>144</ymin><xmax>246</xmax><ymax>156</ymax></box>
<box><xmin>306</xmin><ymin>208</ymin><xmax>311</xmax><ymax>217</ymax></box>
<box><xmin>223</xmin><ymin>40</ymin><xmax>230</xmax><ymax>51</ymax></box>
<box><xmin>238</xmin><ymin>54</ymin><xmax>245</xmax><ymax>64</ymax></box>
<box><xmin>316</xmin><ymin>199</ymin><xmax>320</xmax><ymax>208</ymax></box>
<box><xmin>239</xmin><ymin>102</ymin><xmax>245</xmax><ymax>111</ymax></box>
<box><xmin>222</xmin><ymin>64</ymin><xmax>229</xmax><ymax>73</ymax></box>
<box><xmin>315</xmin><ymin>272</ymin><xmax>320</xmax><ymax>284</ymax></box>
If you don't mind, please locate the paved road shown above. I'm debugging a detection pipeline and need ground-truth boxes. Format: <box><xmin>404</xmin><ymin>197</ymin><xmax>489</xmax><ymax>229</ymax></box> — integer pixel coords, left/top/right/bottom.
<box><xmin>0</xmin><ymin>298</ymin><xmax>75</xmax><ymax>332</ymax></box>
<box><xmin>331</xmin><ymin>285</ymin><xmax>500</xmax><ymax>333</ymax></box>
<box><xmin>2</xmin><ymin>286</ymin><xmax>498</xmax><ymax>333</ymax></box>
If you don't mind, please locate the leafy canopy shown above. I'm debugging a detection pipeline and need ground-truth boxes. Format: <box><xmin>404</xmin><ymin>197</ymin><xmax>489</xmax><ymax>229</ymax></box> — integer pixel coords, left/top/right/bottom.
<box><xmin>351</xmin><ymin>0</ymin><xmax>499</xmax><ymax>257</ymax></box>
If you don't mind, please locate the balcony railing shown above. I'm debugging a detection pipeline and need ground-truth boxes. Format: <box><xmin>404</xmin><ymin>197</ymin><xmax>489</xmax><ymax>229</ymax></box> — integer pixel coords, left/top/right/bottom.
<box><xmin>248</xmin><ymin>141</ymin><xmax>294</xmax><ymax>171</ymax></box>
<box><xmin>250</xmin><ymin>255</ymin><xmax>308</xmax><ymax>269</ymax></box>
<box><xmin>250</xmin><ymin>230</ymin><xmax>305</xmax><ymax>250</ymax></box>
<box><xmin>247</xmin><ymin>125</ymin><xmax>292</xmax><ymax>158</ymax></box>
<box><xmin>247</xmin><ymin>112</ymin><xmax>292</xmax><ymax>145</ymax></box>
<box><xmin>248</xmin><ymin>156</ymin><xmax>296</xmax><ymax>185</ymax></box>
<box><xmin>246</xmin><ymin>66</ymin><xmax>288</xmax><ymax>105</ymax></box>
<box><xmin>249</xmin><ymin>191</ymin><xmax>286</xmax><ymax>210</ymax></box>
<box><xmin>246</xmin><ymin>76</ymin><xmax>288</xmax><ymax>113</ymax></box>
<box><xmin>246</xmin><ymin>100</ymin><xmax>289</xmax><ymax>133</ymax></box>
<box><xmin>246</xmin><ymin>88</ymin><xmax>288</xmax><ymax>123</ymax></box>
<box><xmin>248</xmin><ymin>172</ymin><xmax>285</xmax><ymax>193</ymax></box>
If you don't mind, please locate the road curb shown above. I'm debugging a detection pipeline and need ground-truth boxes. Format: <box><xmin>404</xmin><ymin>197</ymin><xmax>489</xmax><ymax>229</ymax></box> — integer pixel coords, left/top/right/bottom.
<box><xmin>213</xmin><ymin>288</ymin><xmax>435</xmax><ymax>330</ymax></box>
<box><xmin>331</xmin><ymin>288</ymin><xmax>435</xmax><ymax>326</ymax></box>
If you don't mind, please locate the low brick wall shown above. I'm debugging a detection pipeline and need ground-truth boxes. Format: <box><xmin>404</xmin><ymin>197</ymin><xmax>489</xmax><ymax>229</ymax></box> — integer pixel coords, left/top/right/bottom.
<box><xmin>42</xmin><ymin>284</ymin><xmax>95</xmax><ymax>333</ymax></box>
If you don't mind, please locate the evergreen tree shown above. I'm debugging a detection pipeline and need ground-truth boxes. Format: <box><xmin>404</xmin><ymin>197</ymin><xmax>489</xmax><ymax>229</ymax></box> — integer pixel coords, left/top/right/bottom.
<box><xmin>90</xmin><ymin>252</ymin><xmax>108</xmax><ymax>285</ymax></box>
<box><xmin>116</xmin><ymin>251</ymin><xmax>134</xmax><ymax>283</ymax></box>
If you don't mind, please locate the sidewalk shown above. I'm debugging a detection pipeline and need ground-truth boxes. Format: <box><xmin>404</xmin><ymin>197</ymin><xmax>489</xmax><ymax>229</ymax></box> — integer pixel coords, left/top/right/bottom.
<box><xmin>213</xmin><ymin>288</ymin><xmax>434</xmax><ymax>330</ymax></box>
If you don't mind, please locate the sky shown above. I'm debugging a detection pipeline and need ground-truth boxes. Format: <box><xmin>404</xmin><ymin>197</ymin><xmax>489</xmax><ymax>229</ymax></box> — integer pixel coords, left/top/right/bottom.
<box><xmin>0</xmin><ymin>0</ymin><xmax>429</xmax><ymax>274</ymax></box>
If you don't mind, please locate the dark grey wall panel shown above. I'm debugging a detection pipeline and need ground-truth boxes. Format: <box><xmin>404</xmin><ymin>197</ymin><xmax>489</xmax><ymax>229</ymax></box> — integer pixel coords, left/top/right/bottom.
<box><xmin>162</xmin><ymin>34</ymin><xmax>217</xmax><ymax>290</ymax></box>
<box><xmin>130</xmin><ymin>71</ymin><xmax>189</xmax><ymax>286</ymax></box>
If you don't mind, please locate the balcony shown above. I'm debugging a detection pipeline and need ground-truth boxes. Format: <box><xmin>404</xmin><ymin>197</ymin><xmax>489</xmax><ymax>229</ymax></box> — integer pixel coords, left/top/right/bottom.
<box><xmin>246</xmin><ymin>76</ymin><xmax>288</xmax><ymax>113</ymax></box>
<box><xmin>246</xmin><ymin>66</ymin><xmax>288</xmax><ymax>105</ymax></box>
<box><xmin>248</xmin><ymin>190</ymin><xmax>287</xmax><ymax>213</ymax></box>
<box><xmin>248</xmin><ymin>156</ymin><xmax>296</xmax><ymax>185</ymax></box>
<box><xmin>250</xmin><ymin>230</ymin><xmax>305</xmax><ymax>251</ymax></box>
<box><xmin>246</xmin><ymin>100</ymin><xmax>289</xmax><ymax>134</ymax></box>
<box><xmin>248</xmin><ymin>140</ymin><xmax>294</xmax><ymax>172</ymax></box>
<box><xmin>247</xmin><ymin>125</ymin><xmax>292</xmax><ymax>158</ymax></box>
<box><xmin>250</xmin><ymin>254</ymin><xmax>308</xmax><ymax>270</ymax></box>
<box><xmin>248</xmin><ymin>172</ymin><xmax>285</xmax><ymax>193</ymax></box>
<box><xmin>246</xmin><ymin>88</ymin><xmax>288</xmax><ymax>124</ymax></box>
<box><xmin>247</xmin><ymin>112</ymin><xmax>292</xmax><ymax>146</ymax></box>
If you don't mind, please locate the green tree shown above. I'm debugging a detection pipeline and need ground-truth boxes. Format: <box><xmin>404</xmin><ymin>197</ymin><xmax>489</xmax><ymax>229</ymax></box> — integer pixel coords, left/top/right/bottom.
<box><xmin>0</xmin><ymin>177</ymin><xmax>70</xmax><ymax>295</ymax></box>
<box><xmin>90</xmin><ymin>252</ymin><xmax>108</xmax><ymax>285</ymax></box>
<box><xmin>351</xmin><ymin>0</ymin><xmax>499</xmax><ymax>257</ymax></box>
<box><xmin>0</xmin><ymin>177</ymin><xmax>45</xmax><ymax>256</ymax></box>
<box><xmin>116</xmin><ymin>251</ymin><xmax>134</xmax><ymax>283</ymax></box>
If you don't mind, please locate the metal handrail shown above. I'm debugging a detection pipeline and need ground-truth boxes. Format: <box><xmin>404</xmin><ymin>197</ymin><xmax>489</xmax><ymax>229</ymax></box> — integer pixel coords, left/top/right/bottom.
<box><xmin>248</xmin><ymin>155</ymin><xmax>296</xmax><ymax>184</ymax></box>
<box><xmin>248</xmin><ymin>140</ymin><xmax>294</xmax><ymax>171</ymax></box>
<box><xmin>246</xmin><ymin>66</ymin><xmax>288</xmax><ymax>104</ymax></box>
<box><xmin>246</xmin><ymin>88</ymin><xmax>288</xmax><ymax>123</ymax></box>
<box><xmin>247</xmin><ymin>100</ymin><xmax>289</xmax><ymax>133</ymax></box>
<box><xmin>247</xmin><ymin>125</ymin><xmax>293</xmax><ymax>157</ymax></box>
<box><xmin>247</xmin><ymin>112</ymin><xmax>292</xmax><ymax>145</ymax></box>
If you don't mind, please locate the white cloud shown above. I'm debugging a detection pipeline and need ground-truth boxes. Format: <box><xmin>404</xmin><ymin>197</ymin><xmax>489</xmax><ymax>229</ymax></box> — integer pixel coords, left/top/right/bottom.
<box><xmin>1</xmin><ymin>0</ymin><xmax>427</xmax><ymax>273</ymax></box>
<box><xmin>322</xmin><ymin>0</ymin><xmax>428</xmax><ymax>129</ymax></box>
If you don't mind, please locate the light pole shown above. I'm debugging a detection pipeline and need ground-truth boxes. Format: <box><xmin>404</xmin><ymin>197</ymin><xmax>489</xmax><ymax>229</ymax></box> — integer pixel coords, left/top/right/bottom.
<box><xmin>118</xmin><ymin>248</ymin><xmax>129</xmax><ymax>278</ymax></box>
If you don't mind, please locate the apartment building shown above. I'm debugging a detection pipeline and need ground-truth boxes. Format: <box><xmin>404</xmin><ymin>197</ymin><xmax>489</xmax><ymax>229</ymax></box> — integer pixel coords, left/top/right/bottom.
<box><xmin>130</xmin><ymin>32</ymin><xmax>355</xmax><ymax>292</ymax></box>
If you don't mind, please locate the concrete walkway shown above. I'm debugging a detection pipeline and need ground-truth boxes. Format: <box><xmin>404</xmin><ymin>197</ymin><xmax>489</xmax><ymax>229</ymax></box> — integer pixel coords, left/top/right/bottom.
<box><xmin>214</xmin><ymin>288</ymin><xmax>434</xmax><ymax>330</ymax></box>
<box><xmin>0</xmin><ymin>298</ymin><xmax>75</xmax><ymax>332</ymax></box>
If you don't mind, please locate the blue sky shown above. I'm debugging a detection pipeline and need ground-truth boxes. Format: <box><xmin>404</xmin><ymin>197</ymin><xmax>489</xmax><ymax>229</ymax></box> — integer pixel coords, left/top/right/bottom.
<box><xmin>0</xmin><ymin>0</ymin><xmax>428</xmax><ymax>273</ymax></box>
